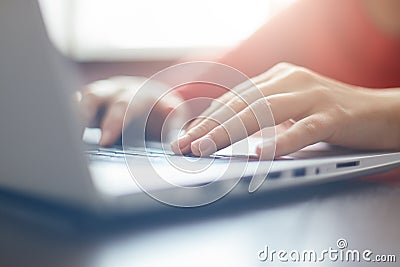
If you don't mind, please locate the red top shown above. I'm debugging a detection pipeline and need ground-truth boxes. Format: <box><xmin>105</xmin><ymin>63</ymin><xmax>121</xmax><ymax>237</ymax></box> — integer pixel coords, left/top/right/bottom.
<box><xmin>175</xmin><ymin>0</ymin><xmax>400</xmax><ymax>102</ymax></box>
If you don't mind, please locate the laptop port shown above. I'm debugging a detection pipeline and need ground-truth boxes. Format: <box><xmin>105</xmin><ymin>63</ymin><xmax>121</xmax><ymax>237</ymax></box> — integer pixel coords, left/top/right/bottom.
<box><xmin>293</xmin><ymin>168</ymin><xmax>306</xmax><ymax>177</ymax></box>
<box><xmin>336</xmin><ymin>161</ymin><xmax>360</xmax><ymax>168</ymax></box>
<box><xmin>267</xmin><ymin>171</ymin><xmax>281</xmax><ymax>179</ymax></box>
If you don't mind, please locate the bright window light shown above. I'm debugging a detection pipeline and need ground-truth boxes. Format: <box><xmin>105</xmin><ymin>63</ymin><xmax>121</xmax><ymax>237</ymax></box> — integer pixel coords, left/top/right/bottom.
<box><xmin>40</xmin><ymin>0</ymin><xmax>295</xmax><ymax>61</ymax></box>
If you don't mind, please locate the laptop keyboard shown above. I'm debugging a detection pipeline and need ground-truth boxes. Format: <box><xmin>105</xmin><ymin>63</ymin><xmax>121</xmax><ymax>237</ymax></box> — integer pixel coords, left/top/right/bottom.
<box><xmin>85</xmin><ymin>145</ymin><xmax>259</xmax><ymax>162</ymax></box>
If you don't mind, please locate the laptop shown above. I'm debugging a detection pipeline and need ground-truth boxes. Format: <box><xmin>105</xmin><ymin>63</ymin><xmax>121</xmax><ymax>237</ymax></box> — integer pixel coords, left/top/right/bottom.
<box><xmin>1</xmin><ymin>0</ymin><xmax>399</xmax><ymax>214</ymax></box>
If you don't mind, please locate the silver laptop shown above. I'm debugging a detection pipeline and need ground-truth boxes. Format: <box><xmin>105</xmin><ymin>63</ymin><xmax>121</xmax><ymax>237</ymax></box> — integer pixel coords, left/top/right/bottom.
<box><xmin>1</xmin><ymin>0</ymin><xmax>399</xmax><ymax>213</ymax></box>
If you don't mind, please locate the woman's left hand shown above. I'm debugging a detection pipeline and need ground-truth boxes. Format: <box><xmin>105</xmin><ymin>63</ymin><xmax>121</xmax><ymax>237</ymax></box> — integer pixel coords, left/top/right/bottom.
<box><xmin>170</xmin><ymin>63</ymin><xmax>400</xmax><ymax>159</ymax></box>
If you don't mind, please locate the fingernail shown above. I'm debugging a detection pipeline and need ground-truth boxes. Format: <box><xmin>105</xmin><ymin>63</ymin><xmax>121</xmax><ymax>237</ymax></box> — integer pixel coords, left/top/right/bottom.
<box><xmin>180</xmin><ymin>144</ymin><xmax>191</xmax><ymax>154</ymax></box>
<box><xmin>170</xmin><ymin>141</ymin><xmax>179</xmax><ymax>154</ymax></box>
<box><xmin>171</xmin><ymin>143</ymin><xmax>190</xmax><ymax>155</ymax></box>
<box><xmin>256</xmin><ymin>140</ymin><xmax>275</xmax><ymax>160</ymax></box>
<box><xmin>170</xmin><ymin>134</ymin><xmax>191</xmax><ymax>154</ymax></box>
<box><xmin>100</xmin><ymin>130</ymin><xmax>112</xmax><ymax>146</ymax></box>
<box><xmin>192</xmin><ymin>136</ymin><xmax>217</xmax><ymax>157</ymax></box>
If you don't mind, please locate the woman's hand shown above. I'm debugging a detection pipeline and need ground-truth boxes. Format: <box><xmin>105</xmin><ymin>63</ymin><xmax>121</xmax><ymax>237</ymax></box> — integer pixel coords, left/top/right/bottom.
<box><xmin>171</xmin><ymin>63</ymin><xmax>400</xmax><ymax>159</ymax></box>
<box><xmin>79</xmin><ymin>76</ymin><xmax>184</xmax><ymax>146</ymax></box>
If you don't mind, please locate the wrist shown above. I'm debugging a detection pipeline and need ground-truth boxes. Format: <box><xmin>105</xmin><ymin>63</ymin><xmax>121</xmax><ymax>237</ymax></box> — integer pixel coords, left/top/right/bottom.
<box><xmin>373</xmin><ymin>88</ymin><xmax>400</xmax><ymax>149</ymax></box>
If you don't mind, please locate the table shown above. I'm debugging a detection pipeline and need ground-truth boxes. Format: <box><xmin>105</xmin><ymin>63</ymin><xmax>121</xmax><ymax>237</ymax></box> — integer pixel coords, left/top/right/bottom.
<box><xmin>0</xmin><ymin>172</ymin><xmax>399</xmax><ymax>267</ymax></box>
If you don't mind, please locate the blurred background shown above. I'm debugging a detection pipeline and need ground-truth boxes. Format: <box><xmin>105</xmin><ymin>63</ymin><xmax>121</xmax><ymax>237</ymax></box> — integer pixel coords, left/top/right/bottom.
<box><xmin>38</xmin><ymin>0</ymin><xmax>294</xmax><ymax>81</ymax></box>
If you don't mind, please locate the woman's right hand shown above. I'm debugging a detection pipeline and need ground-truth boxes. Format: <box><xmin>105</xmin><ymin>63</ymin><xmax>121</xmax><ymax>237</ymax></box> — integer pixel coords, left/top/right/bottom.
<box><xmin>171</xmin><ymin>63</ymin><xmax>400</xmax><ymax>158</ymax></box>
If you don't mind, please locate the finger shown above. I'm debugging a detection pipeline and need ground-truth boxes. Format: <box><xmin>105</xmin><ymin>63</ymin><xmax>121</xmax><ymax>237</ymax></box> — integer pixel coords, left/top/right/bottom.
<box><xmin>187</xmin><ymin>63</ymin><xmax>313</xmax><ymax>131</ymax></box>
<box><xmin>275</xmin><ymin>120</ymin><xmax>296</xmax><ymax>135</ymax></box>
<box><xmin>186</xmin><ymin>64</ymin><xmax>285</xmax><ymax>130</ymax></box>
<box><xmin>171</xmin><ymin>64</ymin><xmax>321</xmax><ymax>155</ymax></box>
<box><xmin>256</xmin><ymin>114</ymin><xmax>335</xmax><ymax>159</ymax></box>
<box><xmin>79</xmin><ymin>80</ymin><xmax>121</xmax><ymax>126</ymax></box>
<box><xmin>146</xmin><ymin>93</ymin><xmax>188</xmax><ymax>142</ymax></box>
<box><xmin>186</xmin><ymin>81</ymin><xmax>251</xmax><ymax>130</ymax></box>
<box><xmin>173</xmin><ymin>69</ymin><xmax>314</xmax><ymax>154</ymax></box>
<box><xmin>171</xmin><ymin>86</ymin><xmax>268</xmax><ymax>154</ymax></box>
<box><xmin>99</xmin><ymin>101</ymin><xmax>128</xmax><ymax>146</ymax></box>
<box><xmin>171</xmin><ymin>89</ymin><xmax>262</xmax><ymax>155</ymax></box>
<box><xmin>189</xmin><ymin>98</ymin><xmax>272</xmax><ymax>156</ymax></box>
<box><xmin>99</xmin><ymin>89</ymin><xmax>151</xmax><ymax>146</ymax></box>
<box><xmin>156</xmin><ymin>92</ymin><xmax>184</xmax><ymax>116</ymax></box>
<box><xmin>190</xmin><ymin>92</ymin><xmax>315</xmax><ymax>157</ymax></box>
<box><xmin>100</xmin><ymin>90</ymin><xmax>181</xmax><ymax>146</ymax></box>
